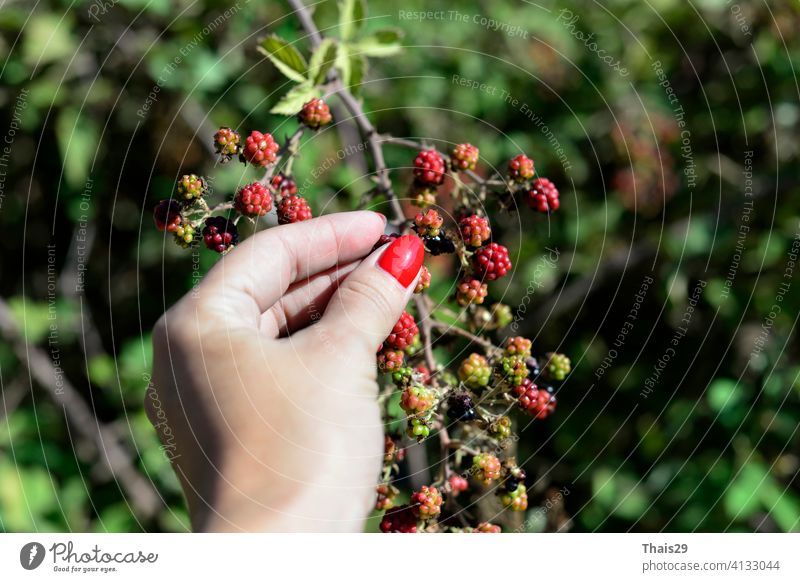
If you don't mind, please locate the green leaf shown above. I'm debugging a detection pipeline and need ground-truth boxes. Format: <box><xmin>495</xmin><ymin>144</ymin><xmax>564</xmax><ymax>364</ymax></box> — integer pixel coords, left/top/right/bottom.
<box><xmin>308</xmin><ymin>38</ymin><xmax>338</xmax><ymax>85</ymax></box>
<box><xmin>353</xmin><ymin>28</ymin><xmax>403</xmax><ymax>58</ymax></box>
<box><xmin>258</xmin><ymin>35</ymin><xmax>308</xmax><ymax>83</ymax></box>
<box><xmin>270</xmin><ymin>83</ymin><xmax>320</xmax><ymax>115</ymax></box>
<box><xmin>724</xmin><ymin>461</ymin><xmax>765</xmax><ymax>519</ymax></box>
<box><xmin>23</xmin><ymin>13</ymin><xmax>75</xmax><ymax>66</ymax></box>
<box><xmin>57</xmin><ymin>108</ymin><xmax>100</xmax><ymax>190</ymax></box>
<box><xmin>348</xmin><ymin>53</ymin><xmax>367</xmax><ymax>95</ymax></box>
<box><xmin>338</xmin><ymin>0</ymin><xmax>366</xmax><ymax>41</ymax></box>
<box><xmin>335</xmin><ymin>43</ymin><xmax>352</xmax><ymax>88</ymax></box>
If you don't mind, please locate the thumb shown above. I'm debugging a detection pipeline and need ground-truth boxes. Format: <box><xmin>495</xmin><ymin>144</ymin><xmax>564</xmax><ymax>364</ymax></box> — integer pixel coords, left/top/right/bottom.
<box><xmin>311</xmin><ymin>234</ymin><xmax>424</xmax><ymax>352</ymax></box>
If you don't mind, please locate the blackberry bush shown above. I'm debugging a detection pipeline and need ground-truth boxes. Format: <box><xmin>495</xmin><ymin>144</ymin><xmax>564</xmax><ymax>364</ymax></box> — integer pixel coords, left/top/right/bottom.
<box><xmin>153</xmin><ymin>0</ymin><xmax>571</xmax><ymax>533</ymax></box>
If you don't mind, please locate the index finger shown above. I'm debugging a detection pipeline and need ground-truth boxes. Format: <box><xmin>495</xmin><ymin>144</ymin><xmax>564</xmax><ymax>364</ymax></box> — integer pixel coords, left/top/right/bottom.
<box><xmin>196</xmin><ymin>211</ymin><xmax>385</xmax><ymax>327</ymax></box>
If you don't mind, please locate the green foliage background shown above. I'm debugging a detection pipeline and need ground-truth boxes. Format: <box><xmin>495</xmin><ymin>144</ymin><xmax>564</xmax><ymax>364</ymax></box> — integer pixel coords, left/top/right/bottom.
<box><xmin>0</xmin><ymin>0</ymin><xmax>798</xmax><ymax>532</ymax></box>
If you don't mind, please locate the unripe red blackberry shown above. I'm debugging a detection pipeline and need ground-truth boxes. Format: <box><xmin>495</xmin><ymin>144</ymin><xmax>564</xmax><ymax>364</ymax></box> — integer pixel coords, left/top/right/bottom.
<box><xmin>414</xmin><ymin>209</ymin><xmax>443</xmax><ymax>237</ymax></box>
<box><xmin>489</xmin><ymin>415</ymin><xmax>512</xmax><ymax>440</ymax></box>
<box><xmin>270</xmin><ymin>172</ymin><xmax>298</xmax><ymax>198</ymax></box>
<box><xmin>504</xmin><ymin>336</ymin><xmax>532</xmax><ymax>359</ymax></box>
<box><xmin>458</xmin><ymin>353</ymin><xmax>491</xmax><ymax>389</ymax></box>
<box><xmin>508</xmin><ymin>153</ymin><xmax>534</xmax><ymax>182</ymax></box>
<box><xmin>513</xmin><ymin>379</ymin><xmax>556</xmax><ymax>419</ymax></box>
<box><xmin>406</xmin><ymin>416</ymin><xmax>431</xmax><ymax>440</ymax></box>
<box><xmin>472</xmin><ymin>242</ymin><xmax>512</xmax><ymax>281</ymax></box>
<box><xmin>385</xmin><ymin>311</ymin><xmax>419</xmax><ymax>351</ymax></box>
<box><xmin>474</xmin><ymin>522</ymin><xmax>502</xmax><ymax>533</ymax></box>
<box><xmin>400</xmin><ymin>384</ymin><xmax>436</xmax><ymax>416</ymax></box>
<box><xmin>414</xmin><ymin>266</ymin><xmax>431</xmax><ymax>294</ymax></box>
<box><xmin>176</xmin><ymin>174</ymin><xmax>207</xmax><ymax>202</ymax></box>
<box><xmin>472</xmin><ymin>453</ymin><xmax>502</xmax><ymax>485</ymax></box>
<box><xmin>376</xmin><ymin>484</ymin><xmax>398</xmax><ymax>511</ymax></box>
<box><xmin>545</xmin><ymin>352</ymin><xmax>571</xmax><ymax>380</ymax></box>
<box><xmin>458</xmin><ymin>215</ymin><xmax>491</xmax><ymax>248</ymax></box>
<box><xmin>277</xmin><ymin>195</ymin><xmax>313</xmax><ymax>224</ymax></box>
<box><xmin>412</xmin><ymin>485</ymin><xmax>443</xmax><ymax>520</ymax></box>
<box><xmin>380</xmin><ymin>504</ymin><xmax>418</xmax><ymax>533</ymax></box>
<box><xmin>202</xmin><ymin>216</ymin><xmax>238</xmax><ymax>253</ymax></box>
<box><xmin>153</xmin><ymin>200</ymin><xmax>182</xmax><ymax>232</ymax></box>
<box><xmin>491</xmin><ymin>303</ymin><xmax>513</xmax><ymax>328</ymax></box>
<box><xmin>413</xmin><ymin>149</ymin><xmax>446</xmax><ymax>186</ymax></box>
<box><xmin>527</xmin><ymin>177</ymin><xmax>560</xmax><ymax>213</ymax></box>
<box><xmin>450</xmin><ymin>142</ymin><xmax>479</xmax><ymax>171</ymax></box>
<box><xmin>448</xmin><ymin>475</ymin><xmax>469</xmax><ymax>496</ymax></box>
<box><xmin>240</xmin><ymin>130</ymin><xmax>279</xmax><ymax>167</ymax></box>
<box><xmin>298</xmin><ymin>98</ymin><xmax>332</xmax><ymax>129</ymax></box>
<box><xmin>456</xmin><ymin>276</ymin><xmax>488</xmax><ymax>307</ymax></box>
<box><xmin>499</xmin><ymin>355</ymin><xmax>529</xmax><ymax>386</ymax></box>
<box><xmin>172</xmin><ymin>223</ymin><xmax>195</xmax><ymax>248</ymax></box>
<box><xmin>446</xmin><ymin>392</ymin><xmax>476</xmax><ymax>421</ymax></box>
<box><xmin>377</xmin><ymin>348</ymin><xmax>405</xmax><ymax>373</ymax></box>
<box><xmin>213</xmin><ymin>127</ymin><xmax>240</xmax><ymax>162</ymax></box>
<box><xmin>234</xmin><ymin>182</ymin><xmax>273</xmax><ymax>217</ymax></box>
<box><xmin>410</xmin><ymin>185</ymin><xmax>437</xmax><ymax>208</ymax></box>
<box><xmin>499</xmin><ymin>483</ymin><xmax>528</xmax><ymax>511</ymax></box>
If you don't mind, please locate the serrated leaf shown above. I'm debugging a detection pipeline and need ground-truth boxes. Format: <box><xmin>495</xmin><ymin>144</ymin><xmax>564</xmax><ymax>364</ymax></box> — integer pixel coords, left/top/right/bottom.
<box><xmin>308</xmin><ymin>38</ymin><xmax>338</xmax><ymax>85</ymax></box>
<box><xmin>338</xmin><ymin>0</ymin><xmax>366</xmax><ymax>41</ymax></box>
<box><xmin>348</xmin><ymin>53</ymin><xmax>367</xmax><ymax>95</ymax></box>
<box><xmin>258</xmin><ymin>35</ymin><xmax>308</xmax><ymax>83</ymax></box>
<box><xmin>353</xmin><ymin>28</ymin><xmax>403</xmax><ymax>57</ymax></box>
<box><xmin>270</xmin><ymin>84</ymin><xmax>320</xmax><ymax>115</ymax></box>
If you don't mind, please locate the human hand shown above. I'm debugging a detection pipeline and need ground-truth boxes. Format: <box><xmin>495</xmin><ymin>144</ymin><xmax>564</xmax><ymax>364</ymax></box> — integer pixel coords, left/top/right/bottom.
<box><xmin>146</xmin><ymin>211</ymin><xmax>424</xmax><ymax>531</ymax></box>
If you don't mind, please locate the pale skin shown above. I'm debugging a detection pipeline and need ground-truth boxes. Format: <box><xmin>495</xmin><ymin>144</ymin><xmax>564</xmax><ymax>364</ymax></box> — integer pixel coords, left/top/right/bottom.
<box><xmin>146</xmin><ymin>211</ymin><xmax>420</xmax><ymax>531</ymax></box>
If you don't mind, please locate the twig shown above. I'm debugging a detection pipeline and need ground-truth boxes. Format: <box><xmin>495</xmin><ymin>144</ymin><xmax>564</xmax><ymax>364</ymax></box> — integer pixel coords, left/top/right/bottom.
<box><xmin>287</xmin><ymin>0</ymin><xmax>491</xmax><ymax>479</ymax></box>
<box><xmin>287</xmin><ymin>0</ymin><xmax>405</xmax><ymax>223</ymax></box>
<box><xmin>430</xmin><ymin>319</ymin><xmax>497</xmax><ymax>351</ymax></box>
<box><xmin>0</xmin><ymin>298</ymin><xmax>162</xmax><ymax>519</ymax></box>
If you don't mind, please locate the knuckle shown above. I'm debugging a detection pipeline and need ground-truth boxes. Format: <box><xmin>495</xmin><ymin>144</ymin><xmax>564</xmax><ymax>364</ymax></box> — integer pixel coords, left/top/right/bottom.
<box><xmin>340</xmin><ymin>274</ymin><xmax>397</xmax><ymax>320</ymax></box>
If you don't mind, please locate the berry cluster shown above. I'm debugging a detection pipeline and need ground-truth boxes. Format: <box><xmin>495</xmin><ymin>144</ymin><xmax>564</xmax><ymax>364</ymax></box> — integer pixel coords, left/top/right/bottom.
<box><xmin>514</xmin><ymin>379</ymin><xmax>557</xmax><ymax>419</ymax></box>
<box><xmin>241</xmin><ymin>130</ymin><xmax>280</xmax><ymax>167</ymax></box>
<box><xmin>508</xmin><ymin>153</ymin><xmax>535</xmax><ymax>182</ymax></box>
<box><xmin>527</xmin><ymin>177</ymin><xmax>560</xmax><ymax>213</ymax></box>
<box><xmin>456</xmin><ymin>276</ymin><xmax>488</xmax><ymax>307</ymax></box>
<box><xmin>472</xmin><ymin>453</ymin><xmax>502</xmax><ymax>485</ymax></box>
<box><xmin>384</xmin><ymin>311</ymin><xmax>419</xmax><ymax>351</ymax></box>
<box><xmin>152</xmin><ymin>98</ymin><xmax>336</xmax><ymax>252</ymax></box>
<box><xmin>411</xmin><ymin>485</ymin><xmax>443</xmax><ymax>520</ymax></box>
<box><xmin>298</xmin><ymin>98</ymin><xmax>332</xmax><ymax>130</ymax></box>
<box><xmin>450</xmin><ymin>143</ymin><xmax>479</xmax><ymax>171</ymax></box>
<box><xmin>158</xmin><ymin>45</ymin><xmax>572</xmax><ymax>531</ymax></box>
<box><xmin>459</xmin><ymin>214</ymin><xmax>491</xmax><ymax>248</ymax></box>
<box><xmin>458</xmin><ymin>353</ymin><xmax>491</xmax><ymax>390</ymax></box>
<box><xmin>413</xmin><ymin>149</ymin><xmax>446</xmax><ymax>186</ymax></box>
<box><xmin>234</xmin><ymin>182</ymin><xmax>272</xmax><ymax>217</ymax></box>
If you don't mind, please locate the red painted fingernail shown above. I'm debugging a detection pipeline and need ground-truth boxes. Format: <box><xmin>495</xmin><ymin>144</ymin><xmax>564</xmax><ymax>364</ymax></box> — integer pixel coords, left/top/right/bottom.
<box><xmin>377</xmin><ymin>234</ymin><xmax>424</xmax><ymax>288</ymax></box>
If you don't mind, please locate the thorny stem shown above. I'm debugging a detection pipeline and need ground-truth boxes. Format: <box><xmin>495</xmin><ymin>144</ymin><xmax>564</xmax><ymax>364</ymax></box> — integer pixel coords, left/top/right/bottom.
<box><xmin>430</xmin><ymin>319</ymin><xmax>498</xmax><ymax>352</ymax></box>
<box><xmin>286</xmin><ymin>0</ymin><xmax>509</xmax><ymax>490</ymax></box>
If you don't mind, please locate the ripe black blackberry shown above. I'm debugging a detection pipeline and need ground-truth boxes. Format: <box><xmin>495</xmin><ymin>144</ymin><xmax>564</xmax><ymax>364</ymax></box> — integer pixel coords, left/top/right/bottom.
<box><xmin>447</xmin><ymin>393</ymin><xmax>476</xmax><ymax>421</ymax></box>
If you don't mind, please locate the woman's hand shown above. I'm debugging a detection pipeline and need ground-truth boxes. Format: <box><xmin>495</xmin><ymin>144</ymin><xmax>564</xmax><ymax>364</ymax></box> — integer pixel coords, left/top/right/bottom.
<box><xmin>146</xmin><ymin>211</ymin><xmax>423</xmax><ymax>531</ymax></box>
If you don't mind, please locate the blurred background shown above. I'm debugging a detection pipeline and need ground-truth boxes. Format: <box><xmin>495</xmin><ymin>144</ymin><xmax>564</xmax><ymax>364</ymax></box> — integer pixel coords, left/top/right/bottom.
<box><xmin>0</xmin><ymin>0</ymin><xmax>798</xmax><ymax>532</ymax></box>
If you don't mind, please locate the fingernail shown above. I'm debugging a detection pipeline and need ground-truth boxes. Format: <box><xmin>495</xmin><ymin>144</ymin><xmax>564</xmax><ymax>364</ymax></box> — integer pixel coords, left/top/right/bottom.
<box><xmin>374</xmin><ymin>212</ymin><xmax>387</xmax><ymax>225</ymax></box>
<box><xmin>377</xmin><ymin>234</ymin><xmax>424</xmax><ymax>288</ymax></box>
